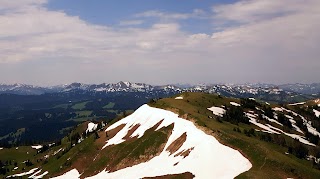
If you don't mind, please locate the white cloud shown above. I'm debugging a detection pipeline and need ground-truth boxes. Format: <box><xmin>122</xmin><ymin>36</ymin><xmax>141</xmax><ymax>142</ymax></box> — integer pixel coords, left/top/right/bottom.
<box><xmin>0</xmin><ymin>0</ymin><xmax>319</xmax><ymax>85</ymax></box>
<box><xmin>0</xmin><ymin>0</ymin><xmax>47</xmax><ymax>12</ymax></box>
<box><xmin>135</xmin><ymin>9</ymin><xmax>207</xmax><ymax>20</ymax></box>
<box><xmin>212</xmin><ymin>0</ymin><xmax>316</xmax><ymax>24</ymax></box>
<box><xmin>119</xmin><ymin>20</ymin><xmax>144</xmax><ymax>26</ymax></box>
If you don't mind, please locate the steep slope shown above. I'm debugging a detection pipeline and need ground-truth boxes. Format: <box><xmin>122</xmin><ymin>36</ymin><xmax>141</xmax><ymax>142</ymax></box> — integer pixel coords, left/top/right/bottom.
<box><xmin>54</xmin><ymin>104</ymin><xmax>252</xmax><ymax>178</ymax></box>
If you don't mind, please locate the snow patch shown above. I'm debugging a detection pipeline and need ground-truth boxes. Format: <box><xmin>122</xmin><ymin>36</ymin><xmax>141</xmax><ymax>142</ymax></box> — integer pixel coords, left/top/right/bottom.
<box><xmin>288</xmin><ymin>102</ymin><xmax>306</xmax><ymax>106</ymax></box>
<box><xmin>53</xmin><ymin>148</ymin><xmax>63</xmax><ymax>156</ymax></box>
<box><xmin>272</xmin><ymin>107</ymin><xmax>283</xmax><ymax>112</ymax></box>
<box><xmin>313</xmin><ymin>109</ymin><xmax>320</xmax><ymax>118</ymax></box>
<box><xmin>31</xmin><ymin>145</ymin><xmax>43</xmax><ymax>150</ymax></box>
<box><xmin>230</xmin><ymin>102</ymin><xmax>240</xmax><ymax>106</ymax></box>
<box><xmin>262</xmin><ymin>115</ymin><xmax>283</xmax><ymax>126</ymax></box>
<box><xmin>175</xmin><ymin>96</ymin><xmax>183</xmax><ymax>100</ymax></box>
<box><xmin>307</xmin><ymin>155</ymin><xmax>320</xmax><ymax>164</ymax></box>
<box><xmin>78</xmin><ymin>137</ymin><xmax>84</xmax><ymax>144</ymax></box>
<box><xmin>29</xmin><ymin>169</ymin><xmax>43</xmax><ymax>178</ymax></box>
<box><xmin>207</xmin><ymin>106</ymin><xmax>226</xmax><ymax>117</ymax></box>
<box><xmin>245</xmin><ymin>113</ymin><xmax>281</xmax><ymax>134</ymax></box>
<box><xmin>7</xmin><ymin>168</ymin><xmax>38</xmax><ymax>178</ymax></box>
<box><xmin>33</xmin><ymin>171</ymin><xmax>48</xmax><ymax>179</ymax></box>
<box><xmin>86</xmin><ymin>122</ymin><xmax>98</xmax><ymax>133</ymax></box>
<box><xmin>245</xmin><ymin>113</ymin><xmax>315</xmax><ymax>146</ymax></box>
<box><xmin>298</xmin><ymin>113</ymin><xmax>320</xmax><ymax>137</ymax></box>
<box><xmin>285</xmin><ymin>115</ymin><xmax>303</xmax><ymax>134</ymax></box>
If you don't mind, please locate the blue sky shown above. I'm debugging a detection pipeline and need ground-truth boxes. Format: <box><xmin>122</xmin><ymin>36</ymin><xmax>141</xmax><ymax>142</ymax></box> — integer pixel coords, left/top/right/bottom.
<box><xmin>0</xmin><ymin>0</ymin><xmax>319</xmax><ymax>85</ymax></box>
<box><xmin>47</xmin><ymin>0</ymin><xmax>234</xmax><ymax>33</ymax></box>
<box><xmin>47</xmin><ymin>0</ymin><xmax>219</xmax><ymax>24</ymax></box>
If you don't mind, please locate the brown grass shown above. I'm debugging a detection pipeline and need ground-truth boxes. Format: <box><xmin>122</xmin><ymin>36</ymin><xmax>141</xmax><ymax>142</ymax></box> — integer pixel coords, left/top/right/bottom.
<box><xmin>143</xmin><ymin>172</ymin><xmax>195</xmax><ymax>179</ymax></box>
<box><xmin>166</xmin><ymin>132</ymin><xmax>187</xmax><ymax>156</ymax></box>
<box><xmin>174</xmin><ymin>147</ymin><xmax>194</xmax><ymax>158</ymax></box>
<box><xmin>123</xmin><ymin>124</ymin><xmax>141</xmax><ymax>140</ymax></box>
<box><xmin>106</xmin><ymin>124</ymin><xmax>126</xmax><ymax>140</ymax></box>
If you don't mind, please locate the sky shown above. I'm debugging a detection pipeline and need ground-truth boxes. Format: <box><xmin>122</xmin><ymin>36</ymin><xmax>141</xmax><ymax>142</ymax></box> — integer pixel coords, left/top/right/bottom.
<box><xmin>0</xmin><ymin>0</ymin><xmax>319</xmax><ymax>86</ymax></box>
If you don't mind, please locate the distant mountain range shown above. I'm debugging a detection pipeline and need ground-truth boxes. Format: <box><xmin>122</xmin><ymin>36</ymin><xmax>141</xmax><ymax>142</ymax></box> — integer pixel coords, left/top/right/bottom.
<box><xmin>0</xmin><ymin>82</ymin><xmax>319</xmax><ymax>103</ymax></box>
<box><xmin>0</xmin><ymin>82</ymin><xmax>181</xmax><ymax>95</ymax></box>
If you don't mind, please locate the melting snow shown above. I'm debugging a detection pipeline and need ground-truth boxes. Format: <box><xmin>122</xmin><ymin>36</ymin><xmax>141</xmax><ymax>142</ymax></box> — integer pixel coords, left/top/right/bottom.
<box><xmin>31</xmin><ymin>145</ymin><xmax>43</xmax><ymax>150</ymax></box>
<box><xmin>245</xmin><ymin>113</ymin><xmax>280</xmax><ymax>134</ymax></box>
<box><xmin>78</xmin><ymin>137</ymin><xmax>84</xmax><ymax>144</ymax></box>
<box><xmin>245</xmin><ymin>112</ymin><xmax>315</xmax><ymax>146</ymax></box>
<box><xmin>207</xmin><ymin>106</ymin><xmax>226</xmax><ymax>117</ymax></box>
<box><xmin>175</xmin><ymin>96</ymin><xmax>183</xmax><ymax>100</ymax></box>
<box><xmin>299</xmin><ymin>115</ymin><xmax>320</xmax><ymax>137</ymax></box>
<box><xmin>29</xmin><ymin>169</ymin><xmax>43</xmax><ymax>178</ymax></box>
<box><xmin>273</xmin><ymin>107</ymin><xmax>283</xmax><ymax>112</ymax></box>
<box><xmin>7</xmin><ymin>168</ymin><xmax>38</xmax><ymax>178</ymax></box>
<box><xmin>288</xmin><ymin>102</ymin><xmax>306</xmax><ymax>106</ymax></box>
<box><xmin>53</xmin><ymin>148</ymin><xmax>63</xmax><ymax>156</ymax></box>
<box><xmin>262</xmin><ymin>115</ymin><xmax>283</xmax><ymax>126</ymax></box>
<box><xmin>230</xmin><ymin>102</ymin><xmax>240</xmax><ymax>106</ymax></box>
<box><xmin>313</xmin><ymin>109</ymin><xmax>320</xmax><ymax>118</ymax></box>
<box><xmin>57</xmin><ymin>104</ymin><xmax>251</xmax><ymax>179</ymax></box>
<box><xmin>86</xmin><ymin>122</ymin><xmax>98</xmax><ymax>133</ymax></box>
<box><xmin>285</xmin><ymin>115</ymin><xmax>303</xmax><ymax>134</ymax></box>
<box><xmin>33</xmin><ymin>171</ymin><xmax>48</xmax><ymax>179</ymax></box>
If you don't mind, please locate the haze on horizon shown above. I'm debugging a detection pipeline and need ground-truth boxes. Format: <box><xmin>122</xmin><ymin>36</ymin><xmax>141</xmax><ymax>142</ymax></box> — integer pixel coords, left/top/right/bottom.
<box><xmin>0</xmin><ymin>0</ymin><xmax>319</xmax><ymax>86</ymax></box>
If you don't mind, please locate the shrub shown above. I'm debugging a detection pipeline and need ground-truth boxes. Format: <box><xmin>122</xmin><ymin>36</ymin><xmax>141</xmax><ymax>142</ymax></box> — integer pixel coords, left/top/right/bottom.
<box><xmin>289</xmin><ymin>139</ymin><xmax>309</xmax><ymax>159</ymax></box>
<box><xmin>277</xmin><ymin>113</ymin><xmax>292</xmax><ymax>129</ymax></box>
<box><xmin>240</xmin><ymin>98</ymin><xmax>261</xmax><ymax>110</ymax></box>
<box><xmin>222</xmin><ymin>106</ymin><xmax>249</xmax><ymax>125</ymax></box>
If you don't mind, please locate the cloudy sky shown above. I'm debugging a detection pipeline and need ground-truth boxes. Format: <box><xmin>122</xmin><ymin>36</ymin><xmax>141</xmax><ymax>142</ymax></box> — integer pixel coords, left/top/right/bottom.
<box><xmin>0</xmin><ymin>0</ymin><xmax>319</xmax><ymax>85</ymax></box>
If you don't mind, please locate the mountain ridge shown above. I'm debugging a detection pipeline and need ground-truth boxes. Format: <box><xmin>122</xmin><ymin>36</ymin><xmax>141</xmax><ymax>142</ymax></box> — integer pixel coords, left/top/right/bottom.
<box><xmin>1</xmin><ymin>82</ymin><xmax>320</xmax><ymax>103</ymax></box>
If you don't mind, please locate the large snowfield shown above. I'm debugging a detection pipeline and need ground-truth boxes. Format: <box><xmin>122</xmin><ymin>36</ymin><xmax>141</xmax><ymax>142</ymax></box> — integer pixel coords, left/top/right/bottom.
<box><xmin>54</xmin><ymin>104</ymin><xmax>252</xmax><ymax>179</ymax></box>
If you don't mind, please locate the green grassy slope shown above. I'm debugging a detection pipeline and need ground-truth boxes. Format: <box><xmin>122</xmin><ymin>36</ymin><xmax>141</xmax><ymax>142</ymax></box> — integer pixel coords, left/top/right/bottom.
<box><xmin>1</xmin><ymin>119</ymin><xmax>173</xmax><ymax>178</ymax></box>
<box><xmin>2</xmin><ymin>92</ymin><xmax>320</xmax><ymax>179</ymax></box>
<box><xmin>149</xmin><ymin>92</ymin><xmax>320</xmax><ymax>179</ymax></box>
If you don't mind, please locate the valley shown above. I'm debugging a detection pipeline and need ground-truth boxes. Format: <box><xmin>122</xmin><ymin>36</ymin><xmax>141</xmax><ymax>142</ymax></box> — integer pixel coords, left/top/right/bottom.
<box><xmin>2</xmin><ymin>81</ymin><xmax>319</xmax><ymax>147</ymax></box>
